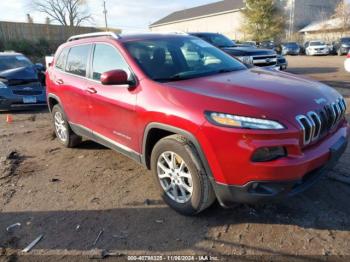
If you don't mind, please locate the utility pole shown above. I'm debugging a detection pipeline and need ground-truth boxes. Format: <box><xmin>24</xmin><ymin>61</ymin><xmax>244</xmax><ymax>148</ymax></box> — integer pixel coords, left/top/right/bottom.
<box><xmin>103</xmin><ymin>0</ymin><xmax>108</xmax><ymax>31</ymax></box>
<box><xmin>288</xmin><ymin>0</ymin><xmax>295</xmax><ymax>40</ymax></box>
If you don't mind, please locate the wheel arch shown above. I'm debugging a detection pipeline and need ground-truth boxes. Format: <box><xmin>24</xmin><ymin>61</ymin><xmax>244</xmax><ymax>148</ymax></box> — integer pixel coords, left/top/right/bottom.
<box><xmin>142</xmin><ymin>123</ymin><xmax>214</xmax><ymax>182</ymax></box>
<box><xmin>47</xmin><ymin>93</ymin><xmax>62</xmax><ymax>112</ymax></box>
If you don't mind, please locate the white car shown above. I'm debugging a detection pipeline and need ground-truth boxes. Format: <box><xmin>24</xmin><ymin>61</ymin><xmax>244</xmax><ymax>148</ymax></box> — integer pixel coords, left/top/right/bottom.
<box><xmin>345</xmin><ymin>51</ymin><xmax>350</xmax><ymax>72</ymax></box>
<box><xmin>305</xmin><ymin>40</ymin><xmax>330</xmax><ymax>56</ymax></box>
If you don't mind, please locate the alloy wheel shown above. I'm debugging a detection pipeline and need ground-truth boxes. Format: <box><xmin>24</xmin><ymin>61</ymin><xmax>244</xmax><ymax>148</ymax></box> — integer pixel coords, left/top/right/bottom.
<box><xmin>54</xmin><ymin>111</ymin><xmax>68</xmax><ymax>142</ymax></box>
<box><xmin>157</xmin><ymin>151</ymin><xmax>193</xmax><ymax>204</ymax></box>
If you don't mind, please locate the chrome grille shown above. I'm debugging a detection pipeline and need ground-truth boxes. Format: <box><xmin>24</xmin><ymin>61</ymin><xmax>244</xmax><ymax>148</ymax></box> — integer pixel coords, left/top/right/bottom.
<box><xmin>252</xmin><ymin>55</ymin><xmax>277</xmax><ymax>67</ymax></box>
<box><xmin>296</xmin><ymin>98</ymin><xmax>347</xmax><ymax>146</ymax></box>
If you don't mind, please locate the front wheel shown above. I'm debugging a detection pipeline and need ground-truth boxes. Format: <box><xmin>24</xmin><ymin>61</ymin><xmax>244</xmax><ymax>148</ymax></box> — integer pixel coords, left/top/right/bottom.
<box><xmin>151</xmin><ymin>135</ymin><xmax>216</xmax><ymax>215</ymax></box>
<box><xmin>52</xmin><ymin>104</ymin><xmax>82</xmax><ymax>148</ymax></box>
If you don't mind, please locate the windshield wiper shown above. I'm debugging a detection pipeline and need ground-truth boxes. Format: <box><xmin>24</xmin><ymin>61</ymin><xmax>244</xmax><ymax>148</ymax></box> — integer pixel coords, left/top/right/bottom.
<box><xmin>153</xmin><ymin>73</ymin><xmax>188</xmax><ymax>82</ymax></box>
<box><xmin>216</xmin><ymin>68</ymin><xmax>238</xmax><ymax>74</ymax></box>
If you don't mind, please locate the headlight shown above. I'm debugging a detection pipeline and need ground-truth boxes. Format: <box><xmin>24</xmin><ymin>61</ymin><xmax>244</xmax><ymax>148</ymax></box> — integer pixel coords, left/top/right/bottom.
<box><xmin>236</xmin><ymin>56</ymin><xmax>253</xmax><ymax>64</ymax></box>
<box><xmin>206</xmin><ymin>112</ymin><xmax>285</xmax><ymax>130</ymax></box>
<box><xmin>0</xmin><ymin>81</ymin><xmax>8</xmax><ymax>89</ymax></box>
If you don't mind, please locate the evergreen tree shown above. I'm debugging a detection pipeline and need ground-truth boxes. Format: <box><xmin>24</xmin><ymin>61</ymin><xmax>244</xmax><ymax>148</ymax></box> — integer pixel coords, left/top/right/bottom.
<box><xmin>241</xmin><ymin>0</ymin><xmax>285</xmax><ymax>41</ymax></box>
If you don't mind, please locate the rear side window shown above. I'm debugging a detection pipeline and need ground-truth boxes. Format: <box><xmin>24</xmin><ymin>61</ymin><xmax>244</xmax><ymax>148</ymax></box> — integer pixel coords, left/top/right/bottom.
<box><xmin>55</xmin><ymin>48</ymin><xmax>69</xmax><ymax>70</ymax></box>
<box><xmin>66</xmin><ymin>44</ymin><xmax>91</xmax><ymax>77</ymax></box>
<box><xmin>92</xmin><ymin>44</ymin><xmax>131</xmax><ymax>81</ymax></box>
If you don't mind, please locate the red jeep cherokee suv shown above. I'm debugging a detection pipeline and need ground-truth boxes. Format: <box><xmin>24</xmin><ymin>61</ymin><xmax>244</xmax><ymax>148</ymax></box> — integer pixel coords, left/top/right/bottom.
<box><xmin>46</xmin><ymin>32</ymin><xmax>349</xmax><ymax>215</ymax></box>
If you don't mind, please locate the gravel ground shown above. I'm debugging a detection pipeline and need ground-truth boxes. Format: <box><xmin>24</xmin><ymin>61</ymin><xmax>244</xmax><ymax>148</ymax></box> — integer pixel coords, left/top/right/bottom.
<box><xmin>0</xmin><ymin>56</ymin><xmax>349</xmax><ymax>261</ymax></box>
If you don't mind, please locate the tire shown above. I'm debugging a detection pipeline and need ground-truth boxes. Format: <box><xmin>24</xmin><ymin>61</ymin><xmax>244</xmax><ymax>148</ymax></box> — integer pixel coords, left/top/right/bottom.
<box><xmin>52</xmin><ymin>104</ymin><xmax>82</xmax><ymax>148</ymax></box>
<box><xmin>151</xmin><ymin>135</ymin><xmax>216</xmax><ymax>215</ymax></box>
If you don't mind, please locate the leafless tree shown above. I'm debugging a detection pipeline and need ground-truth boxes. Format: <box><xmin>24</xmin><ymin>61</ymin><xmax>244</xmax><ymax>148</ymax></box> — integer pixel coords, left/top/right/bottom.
<box><xmin>32</xmin><ymin>0</ymin><xmax>93</xmax><ymax>27</ymax></box>
<box><xmin>332</xmin><ymin>0</ymin><xmax>350</xmax><ymax>37</ymax></box>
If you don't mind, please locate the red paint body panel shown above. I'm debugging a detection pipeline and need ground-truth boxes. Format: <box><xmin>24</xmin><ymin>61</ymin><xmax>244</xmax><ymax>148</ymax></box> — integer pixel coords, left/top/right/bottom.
<box><xmin>46</xmin><ymin>34</ymin><xmax>349</xmax><ymax>188</ymax></box>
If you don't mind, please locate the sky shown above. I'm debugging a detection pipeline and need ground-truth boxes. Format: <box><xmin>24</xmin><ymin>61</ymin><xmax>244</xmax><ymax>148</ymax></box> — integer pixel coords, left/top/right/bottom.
<box><xmin>0</xmin><ymin>0</ymin><xmax>219</xmax><ymax>32</ymax></box>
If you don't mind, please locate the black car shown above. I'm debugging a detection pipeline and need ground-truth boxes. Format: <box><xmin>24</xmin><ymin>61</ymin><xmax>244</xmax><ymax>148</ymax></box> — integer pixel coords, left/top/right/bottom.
<box><xmin>334</xmin><ymin>37</ymin><xmax>350</xmax><ymax>56</ymax></box>
<box><xmin>190</xmin><ymin>33</ymin><xmax>279</xmax><ymax>69</ymax></box>
<box><xmin>280</xmin><ymin>42</ymin><xmax>300</xmax><ymax>55</ymax></box>
<box><xmin>0</xmin><ymin>52</ymin><xmax>46</xmax><ymax>111</ymax></box>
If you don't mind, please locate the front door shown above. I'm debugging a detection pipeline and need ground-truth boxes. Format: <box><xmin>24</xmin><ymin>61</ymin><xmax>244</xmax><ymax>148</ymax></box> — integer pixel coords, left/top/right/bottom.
<box><xmin>86</xmin><ymin>43</ymin><xmax>139</xmax><ymax>154</ymax></box>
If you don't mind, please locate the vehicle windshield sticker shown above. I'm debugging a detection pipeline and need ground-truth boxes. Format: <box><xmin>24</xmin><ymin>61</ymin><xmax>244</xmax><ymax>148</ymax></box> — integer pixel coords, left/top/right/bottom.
<box><xmin>191</xmin><ymin>39</ymin><xmax>212</xmax><ymax>48</ymax></box>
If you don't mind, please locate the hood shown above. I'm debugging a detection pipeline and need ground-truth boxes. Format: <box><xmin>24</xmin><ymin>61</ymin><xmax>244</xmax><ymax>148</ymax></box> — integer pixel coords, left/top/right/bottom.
<box><xmin>222</xmin><ymin>47</ymin><xmax>276</xmax><ymax>56</ymax></box>
<box><xmin>0</xmin><ymin>66</ymin><xmax>39</xmax><ymax>83</ymax></box>
<box><xmin>166</xmin><ymin>68</ymin><xmax>341</xmax><ymax>122</ymax></box>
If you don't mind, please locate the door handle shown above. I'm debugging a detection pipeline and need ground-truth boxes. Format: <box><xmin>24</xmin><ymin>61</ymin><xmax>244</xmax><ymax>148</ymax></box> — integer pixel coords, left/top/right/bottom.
<box><xmin>55</xmin><ymin>79</ymin><xmax>64</xmax><ymax>85</ymax></box>
<box><xmin>86</xmin><ymin>87</ymin><xmax>97</xmax><ymax>94</ymax></box>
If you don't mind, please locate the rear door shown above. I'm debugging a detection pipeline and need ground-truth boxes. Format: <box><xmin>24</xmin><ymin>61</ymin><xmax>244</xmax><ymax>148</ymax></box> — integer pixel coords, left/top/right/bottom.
<box><xmin>61</xmin><ymin>44</ymin><xmax>93</xmax><ymax>129</ymax></box>
<box><xmin>86</xmin><ymin>43</ymin><xmax>139</xmax><ymax>153</ymax></box>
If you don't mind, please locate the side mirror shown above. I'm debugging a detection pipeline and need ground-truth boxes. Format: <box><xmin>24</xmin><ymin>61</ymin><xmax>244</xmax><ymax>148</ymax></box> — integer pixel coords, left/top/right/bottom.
<box><xmin>101</xmin><ymin>70</ymin><xmax>129</xmax><ymax>85</ymax></box>
<box><xmin>35</xmin><ymin>63</ymin><xmax>46</xmax><ymax>72</ymax></box>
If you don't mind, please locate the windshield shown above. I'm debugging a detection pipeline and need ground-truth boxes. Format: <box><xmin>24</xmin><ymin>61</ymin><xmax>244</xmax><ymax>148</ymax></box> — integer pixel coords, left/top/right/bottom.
<box><xmin>0</xmin><ymin>55</ymin><xmax>33</xmax><ymax>71</ymax></box>
<box><xmin>197</xmin><ymin>34</ymin><xmax>236</xmax><ymax>48</ymax></box>
<box><xmin>284</xmin><ymin>42</ymin><xmax>299</xmax><ymax>48</ymax></box>
<box><xmin>124</xmin><ymin>37</ymin><xmax>246</xmax><ymax>82</ymax></box>
<box><xmin>310</xmin><ymin>41</ymin><xmax>325</xmax><ymax>46</ymax></box>
<box><xmin>341</xmin><ymin>38</ymin><xmax>350</xmax><ymax>43</ymax></box>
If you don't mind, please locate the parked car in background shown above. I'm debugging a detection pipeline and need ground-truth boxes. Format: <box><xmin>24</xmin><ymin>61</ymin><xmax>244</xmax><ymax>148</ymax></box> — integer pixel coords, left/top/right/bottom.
<box><xmin>259</xmin><ymin>40</ymin><xmax>283</xmax><ymax>54</ymax></box>
<box><xmin>47</xmin><ymin>32</ymin><xmax>348</xmax><ymax>215</ymax></box>
<box><xmin>345</xmin><ymin>52</ymin><xmax>350</xmax><ymax>72</ymax></box>
<box><xmin>280</xmin><ymin>42</ymin><xmax>300</xmax><ymax>55</ymax></box>
<box><xmin>259</xmin><ymin>40</ymin><xmax>276</xmax><ymax>49</ymax></box>
<box><xmin>334</xmin><ymin>37</ymin><xmax>350</xmax><ymax>56</ymax></box>
<box><xmin>305</xmin><ymin>41</ymin><xmax>329</xmax><ymax>56</ymax></box>
<box><xmin>0</xmin><ymin>52</ymin><xmax>46</xmax><ymax>111</ymax></box>
<box><xmin>328</xmin><ymin>41</ymin><xmax>337</xmax><ymax>55</ymax></box>
<box><xmin>190</xmin><ymin>33</ymin><xmax>279</xmax><ymax>69</ymax></box>
<box><xmin>300</xmin><ymin>42</ymin><xmax>308</xmax><ymax>55</ymax></box>
<box><xmin>242</xmin><ymin>41</ymin><xmax>257</xmax><ymax>48</ymax></box>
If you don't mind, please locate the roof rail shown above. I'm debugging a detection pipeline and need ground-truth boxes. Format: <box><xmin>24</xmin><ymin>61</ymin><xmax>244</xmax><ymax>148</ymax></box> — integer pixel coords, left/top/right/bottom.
<box><xmin>67</xmin><ymin>32</ymin><xmax>120</xmax><ymax>42</ymax></box>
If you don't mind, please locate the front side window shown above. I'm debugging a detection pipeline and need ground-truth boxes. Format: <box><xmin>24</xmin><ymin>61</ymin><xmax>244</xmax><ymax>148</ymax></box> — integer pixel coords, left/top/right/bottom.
<box><xmin>92</xmin><ymin>44</ymin><xmax>131</xmax><ymax>81</ymax></box>
<box><xmin>55</xmin><ymin>48</ymin><xmax>69</xmax><ymax>70</ymax></box>
<box><xmin>124</xmin><ymin>37</ymin><xmax>246</xmax><ymax>82</ymax></box>
<box><xmin>65</xmin><ymin>44</ymin><xmax>91</xmax><ymax>77</ymax></box>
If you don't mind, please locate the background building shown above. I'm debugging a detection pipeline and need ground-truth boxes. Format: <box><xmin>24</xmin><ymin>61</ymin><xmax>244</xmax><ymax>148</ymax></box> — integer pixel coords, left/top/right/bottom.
<box><xmin>299</xmin><ymin>18</ymin><xmax>350</xmax><ymax>42</ymax></box>
<box><xmin>149</xmin><ymin>0</ymin><xmax>341</xmax><ymax>41</ymax></box>
<box><xmin>149</xmin><ymin>0</ymin><xmax>245</xmax><ymax>40</ymax></box>
<box><xmin>282</xmin><ymin>0</ymin><xmax>341</xmax><ymax>39</ymax></box>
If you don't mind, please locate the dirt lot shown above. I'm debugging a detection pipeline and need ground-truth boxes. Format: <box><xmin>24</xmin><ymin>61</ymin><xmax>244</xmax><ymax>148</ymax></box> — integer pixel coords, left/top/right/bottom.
<box><xmin>0</xmin><ymin>56</ymin><xmax>350</xmax><ymax>261</ymax></box>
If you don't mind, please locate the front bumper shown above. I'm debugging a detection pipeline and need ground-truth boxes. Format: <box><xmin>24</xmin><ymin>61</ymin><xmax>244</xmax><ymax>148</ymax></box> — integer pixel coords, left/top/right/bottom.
<box><xmin>282</xmin><ymin>50</ymin><xmax>299</xmax><ymax>55</ymax></box>
<box><xmin>0</xmin><ymin>92</ymin><xmax>47</xmax><ymax>111</ymax></box>
<box><xmin>213</xmin><ymin>136</ymin><xmax>348</xmax><ymax>207</ymax></box>
<box><xmin>309</xmin><ymin>49</ymin><xmax>329</xmax><ymax>55</ymax></box>
<box><xmin>340</xmin><ymin>46</ymin><xmax>350</xmax><ymax>55</ymax></box>
<box><xmin>261</xmin><ymin>65</ymin><xmax>280</xmax><ymax>71</ymax></box>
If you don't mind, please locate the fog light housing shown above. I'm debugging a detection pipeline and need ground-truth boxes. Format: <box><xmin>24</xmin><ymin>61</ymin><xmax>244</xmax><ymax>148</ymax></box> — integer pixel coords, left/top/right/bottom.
<box><xmin>251</xmin><ymin>146</ymin><xmax>286</xmax><ymax>162</ymax></box>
